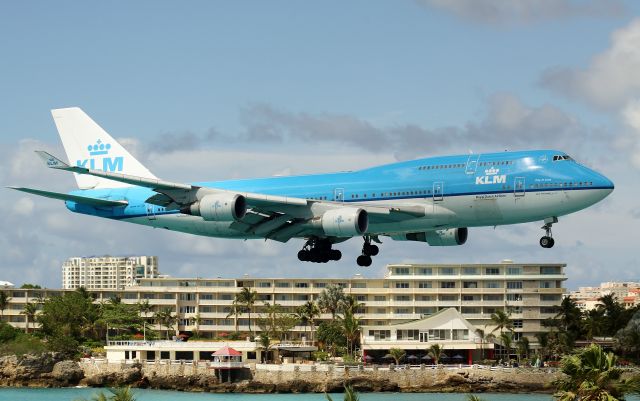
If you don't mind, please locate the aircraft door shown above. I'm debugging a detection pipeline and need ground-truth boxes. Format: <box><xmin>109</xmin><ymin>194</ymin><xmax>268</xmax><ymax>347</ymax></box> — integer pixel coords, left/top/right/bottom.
<box><xmin>514</xmin><ymin>177</ymin><xmax>525</xmax><ymax>197</ymax></box>
<box><xmin>146</xmin><ymin>204</ymin><xmax>157</xmax><ymax>220</ymax></box>
<box><xmin>334</xmin><ymin>188</ymin><xmax>344</xmax><ymax>202</ymax></box>
<box><xmin>465</xmin><ymin>154</ymin><xmax>481</xmax><ymax>174</ymax></box>
<box><xmin>433</xmin><ymin>182</ymin><xmax>444</xmax><ymax>202</ymax></box>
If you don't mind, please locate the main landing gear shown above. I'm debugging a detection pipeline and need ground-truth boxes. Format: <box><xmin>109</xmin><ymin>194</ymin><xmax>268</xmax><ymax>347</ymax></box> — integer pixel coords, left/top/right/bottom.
<box><xmin>297</xmin><ymin>237</ymin><xmax>342</xmax><ymax>263</ymax></box>
<box><xmin>357</xmin><ymin>236</ymin><xmax>380</xmax><ymax>267</ymax></box>
<box><xmin>540</xmin><ymin>217</ymin><xmax>558</xmax><ymax>249</ymax></box>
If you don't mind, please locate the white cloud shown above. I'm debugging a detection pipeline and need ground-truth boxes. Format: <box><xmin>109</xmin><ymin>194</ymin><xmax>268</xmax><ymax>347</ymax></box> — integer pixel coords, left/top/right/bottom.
<box><xmin>418</xmin><ymin>0</ymin><xmax>625</xmax><ymax>25</ymax></box>
<box><xmin>541</xmin><ymin>18</ymin><xmax>640</xmax><ymax>111</ymax></box>
<box><xmin>12</xmin><ymin>197</ymin><xmax>34</xmax><ymax>216</ymax></box>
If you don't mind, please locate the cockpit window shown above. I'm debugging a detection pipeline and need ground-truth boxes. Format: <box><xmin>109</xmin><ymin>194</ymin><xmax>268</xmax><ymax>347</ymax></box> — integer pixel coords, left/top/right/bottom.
<box><xmin>553</xmin><ymin>155</ymin><xmax>573</xmax><ymax>161</ymax></box>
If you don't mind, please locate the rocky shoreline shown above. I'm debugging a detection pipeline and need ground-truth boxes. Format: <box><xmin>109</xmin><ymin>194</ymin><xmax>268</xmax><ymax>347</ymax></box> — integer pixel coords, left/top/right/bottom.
<box><xmin>0</xmin><ymin>354</ymin><xmax>563</xmax><ymax>393</ymax></box>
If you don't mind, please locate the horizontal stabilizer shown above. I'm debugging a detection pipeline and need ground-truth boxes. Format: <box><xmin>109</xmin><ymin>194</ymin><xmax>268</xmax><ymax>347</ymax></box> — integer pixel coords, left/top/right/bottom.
<box><xmin>7</xmin><ymin>186</ymin><xmax>128</xmax><ymax>207</ymax></box>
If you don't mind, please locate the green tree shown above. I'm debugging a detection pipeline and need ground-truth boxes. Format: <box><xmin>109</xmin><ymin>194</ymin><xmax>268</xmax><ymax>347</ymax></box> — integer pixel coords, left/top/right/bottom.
<box><xmin>0</xmin><ymin>291</ymin><xmax>11</xmax><ymax>322</ymax></box>
<box><xmin>490</xmin><ymin>309</ymin><xmax>513</xmax><ymax>336</ymax></box>
<box><xmin>516</xmin><ymin>336</ymin><xmax>530</xmax><ymax>362</ymax></box>
<box><xmin>99</xmin><ymin>302</ymin><xmax>143</xmax><ymax>338</ymax></box>
<box><xmin>554</xmin><ymin>344</ymin><xmax>640</xmax><ymax>401</ymax></box>
<box><xmin>615</xmin><ymin>310</ymin><xmax>640</xmax><ymax>361</ymax></box>
<box><xmin>429</xmin><ymin>344</ymin><xmax>443</xmax><ymax>365</ymax></box>
<box><xmin>37</xmin><ymin>288</ymin><xmax>101</xmax><ymax>355</ymax></box>
<box><xmin>20</xmin><ymin>283</ymin><xmax>41</xmax><ymax>289</ymax></box>
<box><xmin>256</xmin><ymin>302</ymin><xmax>297</xmax><ymax>342</ymax></box>
<box><xmin>235</xmin><ymin>287</ymin><xmax>258</xmax><ymax>334</ymax></box>
<box><xmin>77</xmin><ymin>386</ymin><xmax>137</xmax><ymax>401</ymax></box>
<box><xmin>317</xmin><ymin>320</ymin><xmax>346</xmax><ymax>357</ymax></box>
<box><xmin>500</xmin><ymin>332</ymin><xmax>513</xmax><ymax>361</ymax></box>
<box><xmin>192</xmin><ymin>312</ymin><xmax>203</xmax><ymax>338</ymax></box>
<box><xmin>153</xmin><ymin>308</ymin><xmax>176</xmax><ymax>340</ymax></box>
<box><xmin>598</xmin><ymin>294</ymin><xmax>625</xmax><ymax>336</ymax></box>
<box><xmin>339</xmin><ymin>308</ymin><xmax>361</xmax><ymax>357</ymax></box>
<box><xmin>325</xmin><ymin>384</ymin><xmax>360</xmax><ymax>401</ymax></box>
<box><xmin>295</xmin><ymin>300</ymin><xmax>320</xmax><ymax>342</ymax></box>
<box><xmin>257</xmin><ymin>332</ymin><xmax>271</xmax><ymax>363</ymax></box>
<box><xmin>389</xmin><ymin>348</ymin><xmax>406</xmax><ymax>365</ymax></box>
<box><xmin>317</xmin><ymin>284</ymin><xmax>346</xmax><ymax>319</ymax></box>
<box><xmin>582</xmin><ymin>308</ymin><xmax>605</xmax><ymax>340</ymax></box>
<box><xmin>21</xmin><ymin>302</ymin><xmax>38</xmax><ymax>333</ymax></box>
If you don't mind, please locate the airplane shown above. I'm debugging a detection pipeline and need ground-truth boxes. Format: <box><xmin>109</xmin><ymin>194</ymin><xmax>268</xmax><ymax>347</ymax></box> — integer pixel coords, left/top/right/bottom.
<box><xmin>9</xmin><ymin>108</ymin><xmax>614</xmax><ymax>267</ymax></box>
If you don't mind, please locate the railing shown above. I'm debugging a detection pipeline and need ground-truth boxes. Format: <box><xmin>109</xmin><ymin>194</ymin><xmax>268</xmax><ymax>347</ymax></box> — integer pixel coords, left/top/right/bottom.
<box><xmin>107</xmin><ymin>340</ymin><xmax>257</xmax><ymax>348</ymax></box>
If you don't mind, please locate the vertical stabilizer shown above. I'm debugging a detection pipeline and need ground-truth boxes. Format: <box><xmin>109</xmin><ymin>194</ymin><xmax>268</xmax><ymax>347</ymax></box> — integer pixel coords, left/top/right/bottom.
<box><xmin>51</xmin><ymin>107</ymin><xmax>157</xmax><ymax>189</ymax></box>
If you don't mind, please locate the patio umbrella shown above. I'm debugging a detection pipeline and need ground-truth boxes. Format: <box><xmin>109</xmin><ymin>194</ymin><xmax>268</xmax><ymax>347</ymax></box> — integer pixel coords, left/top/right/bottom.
<box><xmin>421</xmin><ymin>354</ymin><xmax>433</xmax><ymax>361</ymax></box>
<box><xmin>364</xmin><ymin>355</ymin><xmax>374</xmax><ymax>361</ymax></box>
<box><xmin>407</xmin><ymin>355</ymin><xmax>419</xmax><ymax>362</ymax></box>
<box><xmin>452</xmin><ymin>354</ymin><xmax>465</xmax><ymax>361</ymax></box>
<box><xmin>440</xmin><ymin>354</ymin><xmax>450</xmax><ymax>362</ymax></box>
<box><xmin>383</xmin><ymin>354</ymin><xmax>394</xmax><ymax>360</ymax></box>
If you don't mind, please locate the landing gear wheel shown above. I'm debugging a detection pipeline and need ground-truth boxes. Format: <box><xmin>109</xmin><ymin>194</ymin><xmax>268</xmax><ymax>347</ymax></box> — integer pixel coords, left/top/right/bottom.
<box><xmin>329</xmin><ymin>249</ymin><xmax>342</xmax><ymax>261</ymax></box>
<box><xmin>298</xmin><ymin>238</ymin><xmax>341</xmax><ymax>263</ymax></box>
<box><xmin>357</xmin><ymin>255</ymin><xmax>372</xmax><ymax>267</ymax></box>
<box><xmin>540</xmin><ymin>236</ymin><xmax>555</xmax><ymax>248</ymax></box>
<box><xmin>539</xmin><ymin>217</ymin><xmax>558</xmax><ymax>249</ymax></box>
<box><xmin>363</xmin><ymin>244</ymin><xmax>379</xmax><ymax>256</ymax></box>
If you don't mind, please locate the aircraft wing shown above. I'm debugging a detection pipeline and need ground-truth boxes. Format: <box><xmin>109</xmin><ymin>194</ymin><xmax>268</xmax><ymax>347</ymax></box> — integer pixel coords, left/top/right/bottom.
<box><xmin>35</xmin><ymin>150</ymin><xmax>434</xmax><ymax>241</ymax></box>
<box><xmin>8</xmin><ymin>186</ymin><xmax>128</xmax><ymax>207</ymax></box>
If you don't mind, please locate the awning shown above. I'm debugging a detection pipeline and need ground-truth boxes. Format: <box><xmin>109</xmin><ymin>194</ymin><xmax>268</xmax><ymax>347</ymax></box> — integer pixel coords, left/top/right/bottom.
<box><xmin>212</xmin><ymin>346</ymin><xmax>242</xmax><ymax>357</ymax></box>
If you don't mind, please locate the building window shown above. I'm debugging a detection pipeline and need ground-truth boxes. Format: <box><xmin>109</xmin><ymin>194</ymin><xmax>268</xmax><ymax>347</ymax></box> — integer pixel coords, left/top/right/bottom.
<box><xmin>395</xmin><ymin>308</ymin><xmax>410</xmax><ymax>314</ymax></box>
<box><xmin>395</xmin><ymin>282</ymin><xmax>410</xmax><ymax>289</ymax></box>
<box><xmin>506</xmin><ymin>294</ymin><xmax>522</xmax><ymax>301</ymax></box>
<box><xmin>395</xmin><ymin>267</ymin><xmax>410</xmax><ymax>275</ymax></box>
<box><xmin>512</xmin><ymin>319</ymin><xmax>523</xmax><ymax>328</ymax></box>
<box><xmin>356</xmin><ymin>295</ymin><xmax>366</xmax><ymax>302</ymax></box>
<box><xmin>369</xmin><ymin>330</ymin><xmax>390</xmax><ymax>340</ymax></box>
<box><xmin>463</xmin><ymin>281</ymin><xmax>478</xmax><ymax>288</ymax></box>
<box><xmin>428</xmin><ymin>329</ymin><xmax>448</xmax><ymax>340</ymax></box>
<box><xmin>506</xmin><ymin>267</ymin><xmax>522</xmax><ymax>275</ymax></box>
<box><xmin>179</xmin><ymin>293</ymin><xmax>196</xmax><ymax>301</ymax></box>
<box><xmin>314</xmin><ymin>282</ymin><xmax>326</xmax><ymax>288</ymax></box>
<box><xmin>541</xmin><ymin>294</ymin><xmax>561</xmax><ymax>301</ymax></box>
<box><xmin>540</xmin><ymin>281</ymin><xmax>555</xmax><ymax>289</ymax></box>
<box><xmin>418</xmin><ymin>281</ymin><xmax>432</xmax><ymax>289</ymax></box>
<box><xmin>540</xmin><ymin>266</ymin><xmax>561</xmax><ymax>274</ymax></box>
<box><xmin>395</xmin><ymin>295</ymin><xmax>411</xmax><ymax>301</ymax></box>
<box><xmin>374</xmin><ymin>296</ymin><xmax>386</xmax><ymax>301</ymax></box>
<box><xmin>484</xmin><ymin>281</ymin><xmax>501</xmax><ymax>289</ymax></box>
<box><xmin>419</xmin><ymin>295</ymin><xmax>432</xmax><ymax>301</ymax></box>
<box><xmin>439</xmin><ymin>295</ymin><xmax>457</xmax><ymax>301</ymax></box>
<box><xmin>397</xmin><ymin>329</ymin><xmax>419</xmax><ymax>341</ymax></box>
<box><xmin>506</xmin><ymin>281</ymin><xmax>523</xmax><ymax>289</ymax></box>
<box><xmin>179</xmin><ymin>306</ymin><xmax>195</xmax><ymax>313</ymax></box>
<box><xmin>463</xmin><ymin>267</ymin><xmax>479</xmax><ymax>275</ymax></box>
<box><xmin>276</xmin><ymin>282</ymin><xmax>290</xmax><ymax>288</ymax></box>
<box><xmin>294</xmin><ymin>282</ymin><xmax>308</xmax><ymax>288</ymax></box>
<box><xmin>485</xmin><ymin>267</ymin><xmax>500</xmax><ymax>275</ymax></box>
<box><xmin>440</xmin><ymin>281</ymin><xmax>455</xmax><ymax>288</ymax></box>
<box><xmin>257</xmin><ymin>282</ymin><xmax>271</xmax><ymax>288</ymax></box>
<box><xmin>462</xmin><ymin>295</ymin><xmax>479</xmax><ymax>301</ymax></box>
<box><xmin>200</xmin><ymin>294</ymin><xmax>214</xmax><ymax>300</ymax></box>
<box><xmin>440</xmin><ymin>267</ymin><xmax>456</xmax><ymax>275</ymax></box>
<box><xmin>418</xmin><ymin>267</ymin><xmax>432</xmax><ymax>275</ymax></box>
<box><xmin>352</xmin><ymin>282</ymin><xmax>367</xmax><ymax>288</ymax></box>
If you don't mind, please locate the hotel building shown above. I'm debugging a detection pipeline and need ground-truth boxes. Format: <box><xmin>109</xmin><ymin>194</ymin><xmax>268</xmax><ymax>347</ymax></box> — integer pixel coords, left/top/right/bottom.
<box><xmin>2</xmin><ymin>260</ymin><xmax>565</xmax><ymax>361</ymax></box>
<box><xmin>62</xmin><ymin>255</ymin><xmax>160</xmax><ymax>290</ymax></box>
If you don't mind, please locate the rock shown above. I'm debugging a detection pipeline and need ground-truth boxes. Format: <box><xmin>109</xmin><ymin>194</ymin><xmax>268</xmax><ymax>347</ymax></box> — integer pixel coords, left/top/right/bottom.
<box><xmin>51</xmin><ymin>360</ymin><xmax>84</xmax><ymax>385</ymax></box>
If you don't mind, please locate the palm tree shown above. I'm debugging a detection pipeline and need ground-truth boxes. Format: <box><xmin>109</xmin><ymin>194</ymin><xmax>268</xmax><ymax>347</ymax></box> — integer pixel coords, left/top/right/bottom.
<box><xmin>490</xmin><ymin>309</ymin><xmax>513</xmax><ymax>336</ymax></box>
<box><xmin>235</xmin><ymin>287</ymin><xmax>258</xmax><ymax>335</ymax></box>
<box><xmin>21</xmin><ymin>301</ymin><xmax>38</xmax><ymax>333</ymax></box>
<box><xmin>554</xmin><ymin>344</ymin><xmax>640</xmax><ymax>401</ymax></box>
<box><xmin>500</xmin><ymin>332</ymin><xmax>513</xmax><ymax>361</ymax></box>
<box><xmin>317</xmin><ymin>284</ymin><xmax>346</xmax><ymax>319</ymax></box>
<box><xmin>582</xmin><ymin>308</ymin><xmax>604</xmax><ymax>340</ymax></box>
<box><xmin>226</xmin><ymin>300</ymin><xmax>241</xmax><ymax>332</ymax></box>
<box><xmin>429</xmin><ymin>344</ymin><xmax>443</xmax><ymax>365</ymax></box>
<box><xmin>153</xmin><ymin>308</ymin><xmax>176</xmax><ymax>340</ymax></box>
<box><xmin>475</xmin><ymin>328</ymin><xmax>495</xmax><ymax>361</ymax></box>
<box><xmin>339</xmin><ymin>295</ymin><xmax>364</xmax><ymax>316</ymax></box>
<box><xmin>389</xmin><ymin>348</ymin><xmax>406</xmax><ymax>365</ymax></box>
<box><xmin>325</xmin><ymin>384</ymin><xmax>360</xmax><ymax>401</ymax></box>
<box><xmin>0</xmin><ymin>291</ymin><xmax>11</xmax><ymax>322</ymax></box>
<box><xmin>466</xmin><ymin>396</ymin><xmax>487</xmax><ymax>401</ymax></box>
<box><xmin>339</xmin><ymin>308</ymin><xmax>361</xmax><ymax>357</ymax></box>
<box><xmin>192</xmin><ymin>312</ymin><xmax>203</xmax><ymax>338</ymax></box>
<box><xmin>515</xmin><ymin>336</ymin><xmax>530</xmax><ymax>362</ymax></box>
<box><xmin>296</xmin><ymin>301</ymin><xmax>320</xmax><ymax>342</ymax></box>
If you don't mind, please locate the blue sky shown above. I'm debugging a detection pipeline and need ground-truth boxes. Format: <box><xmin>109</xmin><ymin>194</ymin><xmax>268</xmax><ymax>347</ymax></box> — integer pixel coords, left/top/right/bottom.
<box><xmin>2</xmin><ymin>1</ymin><xmax>640</xmax><ymax>289</ymax></box>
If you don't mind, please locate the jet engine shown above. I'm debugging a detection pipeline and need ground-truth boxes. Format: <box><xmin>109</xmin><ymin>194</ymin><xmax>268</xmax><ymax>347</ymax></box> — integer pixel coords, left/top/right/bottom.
<box><xmin>392</xmin><ymin>227</ymin><xmax>468</xmax><ymax>246</ymax></box>
<box><xmin>181</xmin><ymin>193</ymin><xmax>246</xmax><ymax>222</ymax></box>
<box><xmin>321</xmin><ymin>208</ymin><xmax>368</xmax><ymax>237</ymax></box>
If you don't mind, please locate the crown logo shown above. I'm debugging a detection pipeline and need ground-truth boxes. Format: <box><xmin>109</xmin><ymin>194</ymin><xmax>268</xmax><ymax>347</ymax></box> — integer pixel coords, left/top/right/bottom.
<box><xmin>485</xmin><ymin>167</ymin><xmax>499</xmax><ymax>175</ymax></box>
<box><xmin>87</xmin><ymin>139</ymin><xmax>111</xmax><ymax>156</ymax></box>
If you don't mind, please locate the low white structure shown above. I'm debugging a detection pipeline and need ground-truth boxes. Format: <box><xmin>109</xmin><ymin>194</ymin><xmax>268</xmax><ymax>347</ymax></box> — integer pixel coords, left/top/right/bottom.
<box><xmin>0</xmin><ymin>281</ymin><xmax>14</xmax><ymax>289</ymax></box>
<box><xmin>361</xmin><ymin>308</ymin><xmax>495</xmax><ymax>364</ymax></box>
<box><xmin>104</xmin><ymin>340</ymin><xmax>259</xmax><ymax>364</ymax></box>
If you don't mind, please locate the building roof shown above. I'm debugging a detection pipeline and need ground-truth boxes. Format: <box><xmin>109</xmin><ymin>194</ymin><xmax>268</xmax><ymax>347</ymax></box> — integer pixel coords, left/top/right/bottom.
<box><xmin>212</xmin><ymin>346</ymin><xmax>242</xmax><ymax>356</ymax></box>
<box><xmin>363</xmin><ymin>307</ymin><xmax>478</xmax><ymax>332</ymax></box>
<box><xmin>0</xmin><ymin>281</ymin><xmax>14</xmax><ymax>288</ymax></box>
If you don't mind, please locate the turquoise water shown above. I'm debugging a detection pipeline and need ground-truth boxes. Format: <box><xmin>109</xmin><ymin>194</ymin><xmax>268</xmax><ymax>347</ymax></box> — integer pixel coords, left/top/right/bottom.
<box><xmin>0</xmin><ymin>388</ymin><xmax>556</xmax><ymax>401</ymax></box>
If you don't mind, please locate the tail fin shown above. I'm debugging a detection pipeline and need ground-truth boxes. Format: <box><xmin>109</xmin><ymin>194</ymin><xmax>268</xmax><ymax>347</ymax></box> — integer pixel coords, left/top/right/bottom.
<box><xmin>51</xmin><ymin>107</ymin><xmax>157</xmax><ymax>189</ymax></box>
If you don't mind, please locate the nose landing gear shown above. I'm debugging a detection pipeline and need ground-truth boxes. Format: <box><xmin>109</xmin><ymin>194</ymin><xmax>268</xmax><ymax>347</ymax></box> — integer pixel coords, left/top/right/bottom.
<box><xmin>357</xmin><ymin>236</ymin><xmax>380</xmax><ymax>267</ymax></box>
<box><xmin>298</xmin><ymin>237</ymin><xmax>342</xmax><ymax>263</ymax></box>
<box><xmin>540</xmin><ymin>217</ymin><xmax>558</xmax><ymax>248</ymax></box>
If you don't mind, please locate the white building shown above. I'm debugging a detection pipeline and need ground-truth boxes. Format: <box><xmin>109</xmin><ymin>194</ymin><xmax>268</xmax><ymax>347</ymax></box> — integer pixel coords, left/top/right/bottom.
<box><xmin>62</xmin><ymin>256</ymin><xmax>160</xmax><ymax>290</ymax></box>
<box><xmin>569</xmin><ymin>281</ymin><xmax>640</xmax><ymax>311</ymax></box>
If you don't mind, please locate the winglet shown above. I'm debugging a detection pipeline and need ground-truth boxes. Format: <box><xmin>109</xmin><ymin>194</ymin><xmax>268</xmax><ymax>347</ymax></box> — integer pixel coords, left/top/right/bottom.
<box><xmin>35</xmin><ymin>151</ymin><xmax>73</xmax><ymax>170</ymax></box>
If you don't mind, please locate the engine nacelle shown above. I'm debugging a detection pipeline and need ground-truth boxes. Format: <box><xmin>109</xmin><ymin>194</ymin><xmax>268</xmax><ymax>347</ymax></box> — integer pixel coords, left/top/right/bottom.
<box><xmin>182</xmin><ymin>193</ymin><xmax>246</xmax><ymax>222</ymax></box>
<box><xmin>321</xmin><ymin>208</ymin><xmax>368</xmax><ymax>237</ymax></box>
<box><xmin>393</xmin><ymin>228</ymin><xmax>468</xmax><ymax>246</ymax></box>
